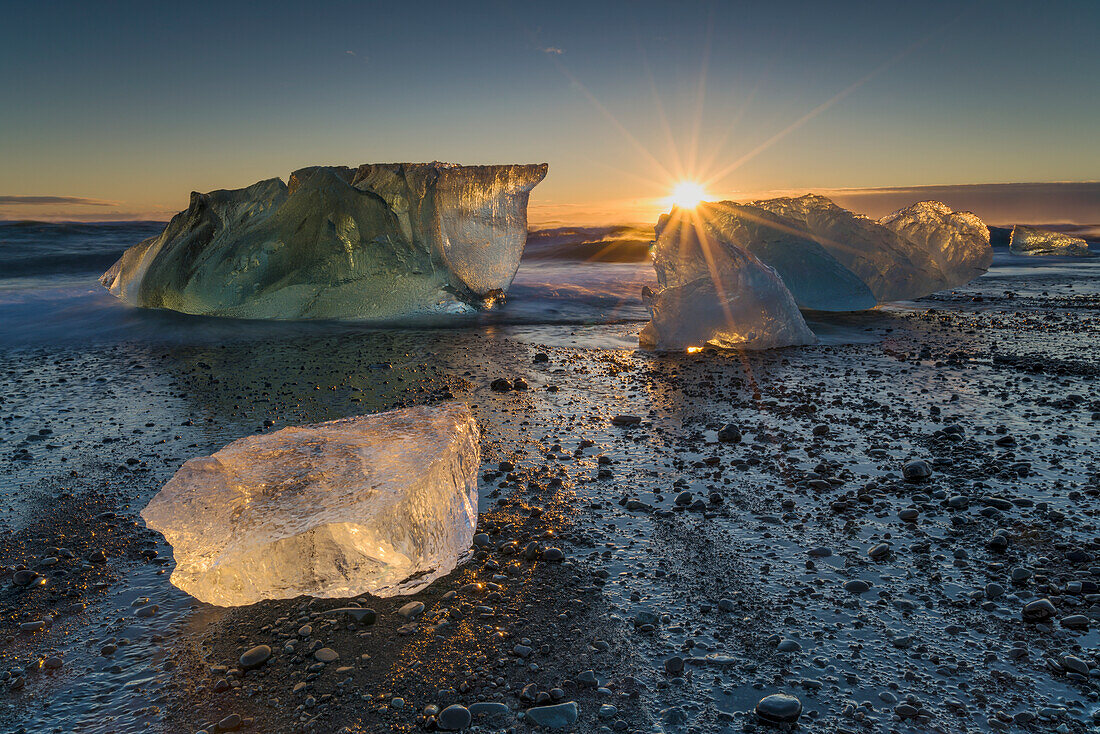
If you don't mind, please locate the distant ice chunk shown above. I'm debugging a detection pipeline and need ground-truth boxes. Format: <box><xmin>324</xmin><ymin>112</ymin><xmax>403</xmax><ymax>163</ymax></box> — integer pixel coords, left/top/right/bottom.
<box><xmin>101</xmin><ymin>162</ymin><xmax>547</xmax><ymax>320</ymax></box>
<box><xmin>878</xmin><ymin>201</ymin><xmax>991</xmax><ymax>287</ymax></box>
<box><xmin>639</xmin><ymin>210</ymin><xmax>816</xmax><ymax>351</ymax></box>
<box><xmin>749</xmin><ymin>195</ymin><xmax>990</xmax><ymax>303</ymax></box>
<box><xmin>141</xmin><ymin>403</ymin><xmax>480</xmax><ymax>606</ymax></box>
<box><xmin>1009</xmin><ymin>225</ymin><xmax>1090</xmax><ymax>256</ymax></box>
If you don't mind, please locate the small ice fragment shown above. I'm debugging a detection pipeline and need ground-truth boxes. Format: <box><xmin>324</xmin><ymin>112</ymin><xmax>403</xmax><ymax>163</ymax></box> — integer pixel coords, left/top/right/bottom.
<box><xmin>141</xmin><ymin>403</ymin><xmax>480</xmax><ymax>606</ymax></box>
<box><xmin>1008</xmin><ymin>225</ymin><xmax>1090</xmax><ymax>256</ymax></box>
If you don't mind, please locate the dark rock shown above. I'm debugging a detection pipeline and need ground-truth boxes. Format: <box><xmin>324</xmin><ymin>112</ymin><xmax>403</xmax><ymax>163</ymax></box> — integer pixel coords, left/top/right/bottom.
<box><xmin>902</xmin><ymin>460</ymin><xmax>932</xmax><ymax>481</ymax></box>
<box><xmin>755</xmin><ymin>693</ymin><xmax>802</xmax><ymax>724</ymax></box>
<box><xmin>438</xmin><ymin>704</ymin><xmax>472</xmax><ymax>730</ymax></box>
<box><xmin>238</xmin><ymin>644</ymin><xmax>271</xmax><ymax>670</ymax></box>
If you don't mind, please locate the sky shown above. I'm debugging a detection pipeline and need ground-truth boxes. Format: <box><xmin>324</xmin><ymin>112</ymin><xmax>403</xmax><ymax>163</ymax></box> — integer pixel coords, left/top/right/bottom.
<box><xmin>1</xmin><ymin>0</ymin><xmax>1098</xmax><ymax>225</ymax></box>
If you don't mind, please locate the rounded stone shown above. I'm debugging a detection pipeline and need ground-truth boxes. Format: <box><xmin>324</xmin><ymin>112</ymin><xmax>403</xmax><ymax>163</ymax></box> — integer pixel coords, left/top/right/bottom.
<box><xmin>397</xmin><ymin>601</ymin><xmax>425</xmax><ymax>619</ymax></box>
<box><xmin>12</xmin><ymin>569</ymin><xmax>39</xmax><ymax>587</ymax></box>
<box><xmin>1021</xmin><ymin>598</ymin><xmax>1056</xmax><ymax>623</ymax></box>
<box><xmin>314</xmin><ymin>647</ymin><xmax>339</xmax><ymax>663</ymax></box>
<box><xmin>541</xmin><ymin>547</ymin><xmax>565</xmax><ymax>562</ymax></box>
<box><xmin>1061</xmin><ymin>614</ymin><xmax>1089</xmax><ymax>630</ymax></box>
<box><xmin>755</xmin><ymin>693</ymin><xmax>802</xmax><ymax>724</ymax></box>
<box><xmin>717</xmin><ymin>424</ymin><xmax>742</xmax><ymax>443</ymax></box>
<box><xmin>902</xmin><ymin>460</ymin><xmax>932</xmax><ymax>481</ymax></box>
<box><xmin>216</xmin><ymin>713</ymin><xmax>242</xmax><ymax>731</ymax></box>
<box><xmin>239</xmin><ymin>644</ymin><xmax>271</xmax><ymax>670</ymax></box>
<box><xmin>776</xmin><ymin>639</ymin><xmax>802</xmax><ymax>653</ymax></box>
<box><xmin>438</xmin><ymin>704</ymin><xmax>472</xmax><ymax>730</ymax></box>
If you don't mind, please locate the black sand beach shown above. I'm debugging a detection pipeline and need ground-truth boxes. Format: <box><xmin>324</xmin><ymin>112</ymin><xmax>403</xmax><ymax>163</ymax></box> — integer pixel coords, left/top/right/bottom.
<box><xmin>1</xmin><ymin>247</ymin><xmax>1099</xmax><ymax>732</ymax></box>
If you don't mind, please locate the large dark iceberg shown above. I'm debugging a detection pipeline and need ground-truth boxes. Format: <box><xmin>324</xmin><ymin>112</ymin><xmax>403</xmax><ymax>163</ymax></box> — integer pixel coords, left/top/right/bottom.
<box><xmin>101</xmin><ymin>162</ymin><xmax>548</xmax><ymax>320</ymax></box>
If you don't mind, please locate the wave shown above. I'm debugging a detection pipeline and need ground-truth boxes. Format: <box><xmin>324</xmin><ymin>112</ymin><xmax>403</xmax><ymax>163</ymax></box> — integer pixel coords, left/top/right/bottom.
<box><xmin>0</xmin><ymin>220</ymin><xmax>164</xmax><ymax>278</ymax></box>
<box><xmin>522</xmin><ymin>225</ymin><xmax>654</xmax><ymax>263</ymax></box>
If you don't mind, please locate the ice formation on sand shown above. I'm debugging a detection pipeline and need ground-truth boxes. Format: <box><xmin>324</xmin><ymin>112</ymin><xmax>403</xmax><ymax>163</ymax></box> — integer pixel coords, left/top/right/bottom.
<box><xmin>877</xmin><ymin>201</ymin><xmax>992</xmax><ymax>288</ymax></box>
<box><xmin>140</xmin><ymin>403</ymin><xmax>480</xmax><ymax>607</ymax></box>
<box><xmin>749</xmin><ymin>195</ymin><xmax>991</xmax><ymax>304</ymax></box>
<box><xmin>638</xmin><ymin>210</ymin><xmax>816</xmax><ymax>351</ymax></box>
<box><xmin>656</xmin><ymin>195</ymin><xmax>991</xmax><ymax>311</ymax></box>
<box><xmin>101</xmin><ymin>162</ymin><xmax>547</xmax><ymax>320</ymax></box>
<box><xmin>1009</xmin><ymin>225</ymin><xmax>1090</xmax><ymax>256</ymax></box>
<box><xmin>678</xmin><ymin>201</ymin><xmax>877</xmax><ymax>311</ymax></box>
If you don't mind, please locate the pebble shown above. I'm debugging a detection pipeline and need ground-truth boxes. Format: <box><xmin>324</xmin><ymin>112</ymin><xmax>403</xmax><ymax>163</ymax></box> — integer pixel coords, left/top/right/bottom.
<box><xmin>867</xmin><ymin>543</ymin><xmax>890</xmax><ymax>559</ymax></box>
<box><xmin>717</xmin><ymin>423</ymin><xmax>742</xmax><ymax>443</ymax></box>
<box><xmin>216</xmin><ymin>713</ymin><xmax>241</xmax><ymax>731</ymax></box>
<box><xmin>1061</xmin><ymin>655</ymin><xmax>1089</xmax><ymax>676</ymax></box>
<box><xmin>902</xmin><ymin>459</ymin><xmax>932</xmax><ymax>481</ymax></box>
<box><xmin>755</xmin><ymin>693</ymin><xmax>802</xmax><ymax>724</ymax></box>
<box><xmin>468</xmin><ymin>702</ymin><xmax>509</xmax><ymax>718</ymax></box>
<box><xmin>525</xmin><ymin>701</ymin><xmax>579</xmax><ymax>728</ymax></box>
<box><xmin>1061</xmin><ymin>615</ymin><xmax>1089</xmax><ymax>630</ymax></box>
<box><xmin>239</xmin><ymin>644</ymin><xmax>271</xmax><ymax>670</ymax></box>
<box><xmin>1021</xmin><ymin>598</ymin><xmax>1056</xmax><ymax>623</ymax></box>
<box><xmin>397</xmin><ymin>601</ymin><xmax>425</xmax><ymax>620</ymax></box>
<box><xmin>12</xmin><ymin>569</ymin><xmax>40</xmax><ymax>587</ymax></box>
<box><xmin>314</xmin><ymin>647</ymin><xmax>339</xmax><ymax>663</ymax></box>
<box><xmin>844</xmin><ymin>580</ymin><xmax>871</xmax><ymax>594</ymax></box>
<box><xmin>776</xmin><ymin>638</ymin><xmax>802</xmax><ymax>653</ymax></box>
<box><xmin>541</xmin><ymin>547</ymin><xmax>564</xmax><ymax>562</ymax></box>
<box><xmin>438</xmin><ymin>703</ymin><xmax>472</xmax><ymax>730</ymax></box>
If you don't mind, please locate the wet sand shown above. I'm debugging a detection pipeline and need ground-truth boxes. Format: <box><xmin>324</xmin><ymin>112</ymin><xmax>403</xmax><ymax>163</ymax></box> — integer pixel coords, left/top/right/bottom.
<box><xmin>1</xmin><ymin>254</ymin><xmax>1098</xmax><ymax>733</ymax></box>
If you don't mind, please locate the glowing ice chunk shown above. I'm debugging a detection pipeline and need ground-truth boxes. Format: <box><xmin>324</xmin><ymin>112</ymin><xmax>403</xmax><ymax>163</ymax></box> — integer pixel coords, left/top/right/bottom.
<box><xmin>141</xmin><ymin>403</ymin><xmax>480</xmax><ymax>606</ymax></box>
<box><xmin>639</xmin><ymin>209</ymin><xmax>816</xmax><ymax>351</ymax></box>
<box><xmin>1008</xmin><ymin>225</ymin><xmax>1090</xmax><ymax>256</ymax></box>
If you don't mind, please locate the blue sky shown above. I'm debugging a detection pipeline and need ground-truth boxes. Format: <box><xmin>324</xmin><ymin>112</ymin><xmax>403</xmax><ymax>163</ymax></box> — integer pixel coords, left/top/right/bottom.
<box><xmin>1</xmin><ymin>0</ymin><xmax>1097</xmax><ymax>223</ymax></box>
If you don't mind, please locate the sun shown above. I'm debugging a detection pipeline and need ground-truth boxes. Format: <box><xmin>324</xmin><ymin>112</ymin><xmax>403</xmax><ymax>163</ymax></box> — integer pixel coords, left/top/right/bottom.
<box><xmin>668</xmin><ymin>181</ymin><xmax>708</xmax><ymax>209</ymax></box>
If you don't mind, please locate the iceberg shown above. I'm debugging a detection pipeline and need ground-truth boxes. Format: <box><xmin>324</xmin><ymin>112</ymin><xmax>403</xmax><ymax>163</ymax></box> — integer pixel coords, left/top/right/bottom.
<box><xmin>141</xmin><ymin>403</ymin><xmax>480</xmax><ymax>607</ymax></box>
<box><xmin>639</xmin><ymin>210</ymin><xmax>816</xmax><ymax>351</ymax></box>
<box><xmin>1009</xmin><ymin>225</ymin><xmax>1090</xmax><ymax>256</ymax></box>
<box><xmin>877</xmin><ymin>201</ymin><xmax>992</xmax><ymax>287</ymax></box>
<box><xmin>660</xmin><ymin>195</ymin><xmax>991</xmax><ymax>311</ymax></box>
<box><xmin>676</xmin><ymin>201</ymin><xmax>877</xmax><ymax>311</ymax></box>
<box><xmin>748</xmin><ymin>195</ymin><xmax>990</xmax><ymax>304</ymax></box>
<box><xmin>101</xmin><ymin>162</ymin><xmax>547</xmax><ymax>320</ymax></box>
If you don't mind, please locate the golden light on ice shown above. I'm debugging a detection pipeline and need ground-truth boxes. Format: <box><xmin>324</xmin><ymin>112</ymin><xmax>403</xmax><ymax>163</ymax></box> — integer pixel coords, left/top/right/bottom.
<box><xmin>669</xmin><ymin>181</ymin><xmax>708</xmax><ymax>209</ymax></box>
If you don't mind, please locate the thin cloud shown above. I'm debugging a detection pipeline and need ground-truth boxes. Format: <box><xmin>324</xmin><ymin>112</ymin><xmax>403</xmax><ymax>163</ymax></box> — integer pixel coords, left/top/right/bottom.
<box><xmin>0</xmin><ymin>195</ymin><xmax>119</xmax><ymax>206</ymax></box>
<box><xmin>542</xmin><ymin>46</ymin><xmax>563</xmax><ymax>55</ymax></box>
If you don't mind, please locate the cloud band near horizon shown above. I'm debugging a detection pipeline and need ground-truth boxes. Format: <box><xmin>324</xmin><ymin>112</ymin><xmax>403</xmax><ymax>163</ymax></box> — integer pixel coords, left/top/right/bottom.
<box><xmin>0</xmin><ymin>195</ymin><xmax>119</xmax><ymax>206</ymax></box>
